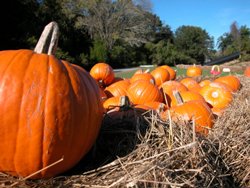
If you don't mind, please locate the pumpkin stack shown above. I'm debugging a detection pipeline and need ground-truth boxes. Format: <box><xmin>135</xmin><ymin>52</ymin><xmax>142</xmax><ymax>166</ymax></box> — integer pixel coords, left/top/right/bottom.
<box><xmin>0</xmin><ymin>22</ymin><xmax>103</xmax><ymax>179</ymax></box>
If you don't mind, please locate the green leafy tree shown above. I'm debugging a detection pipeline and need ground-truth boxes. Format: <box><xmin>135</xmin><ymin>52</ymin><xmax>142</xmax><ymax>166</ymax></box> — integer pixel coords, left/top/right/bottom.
<box><xmin>90</xmin><ymin>39</ymin><xmax>108</xmax><ymax>62</ymax></box>
<box><xmin>174</xmin><ymin>26</ymin><xmax>214</xmax><ymax>64</ymax></box>
<box><xmin>217</xmin><ymin>22</ymin><xmax>250</xmax><ymax>60</ymax></box>
<box><xmin>37</xmin><ymin>0</ymin><xmax>91</xmax><ymax>65</ymax></box>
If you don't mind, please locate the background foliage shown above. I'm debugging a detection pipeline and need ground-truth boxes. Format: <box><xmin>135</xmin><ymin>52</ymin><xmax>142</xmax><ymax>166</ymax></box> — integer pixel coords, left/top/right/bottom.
<box><xmin>1</xmin><ymin>0</ymin><xmax>250</xmax><ymax>70</ymax></box>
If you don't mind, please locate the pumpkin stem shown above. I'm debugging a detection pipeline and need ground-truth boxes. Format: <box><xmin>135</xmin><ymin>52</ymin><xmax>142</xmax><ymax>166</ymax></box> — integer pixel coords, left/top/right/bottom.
<box><xmin>173</xmin><ymin>90</ymin><xmax>184</xmax><ymax>105</ymax></box>
<box><xmin>34</xmin><ymin>21</ymin><xmax>59</xmax><ymax>55</ymax></box>
<box><xmin>120</xmin><ymin>96</ymin><xmax>131</xmax><ymax>111</ymax></box>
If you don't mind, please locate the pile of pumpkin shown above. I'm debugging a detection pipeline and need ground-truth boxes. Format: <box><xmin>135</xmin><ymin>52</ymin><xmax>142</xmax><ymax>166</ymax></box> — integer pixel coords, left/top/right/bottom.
<box><xmin>0</xmin><ymin>21</ymin><xmax>249</xmax><ymax>182</ymax></box>
<box><xmin>90</xmin><ymin>62</ymin><xmax>246</xmax><ymax>137</ymax></box>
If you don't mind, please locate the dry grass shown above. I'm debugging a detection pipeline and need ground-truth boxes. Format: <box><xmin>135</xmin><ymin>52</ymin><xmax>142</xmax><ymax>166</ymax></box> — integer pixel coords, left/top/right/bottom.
<box><xmin>208</xmin><ymin>76</ymin><xmax>250</xmax><ymax>187</ymax></box>
<box><xmin>1</xmin><ymin>76</ymin><xmax>249</xmax><ymax>188</ymax></box>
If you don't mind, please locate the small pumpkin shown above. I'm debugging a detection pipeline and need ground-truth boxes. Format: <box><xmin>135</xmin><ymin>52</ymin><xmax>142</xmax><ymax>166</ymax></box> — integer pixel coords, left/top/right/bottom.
<box><xmin>127</xmin><ymin>80</ymin><xmax>163</xmax><ymax>105</ymax></box>
<box><xmin>199</xmin><ymin>82</ymin><xmax>233</xmax><ymax>110</ymax></box>
<box><xmin>151</xmin><ymin>67</ymin><xmax>170</xmax><ymax>86</ymax></box>
<box><xmin>104</xmin><ymin>79</ymin><xmax>130</xmax><ymax>98</ymax></box>
<box><xmin>186</xmin><ymin>64</ymin><xmax>202</xmax><ymax>77</ymax></box>
<box><xmin>0</xmin><ymin>22</ymin><xmax>103</xmax><ymax>179</ymax></box>
<box><xmin>214</xmin><ymin>75</ymin><xmax>241</xmax><ymax>92</ymax></box>
<box><xmin>160</xmin><ymin>65</ymin><xmax>176</xmax><ymax>80</ymax></box>
<box><xmin>160</xmin><ymin>81</ymin><xmax>188</xmax><ymax>107</ymax></box>
<box><xmin>90</xmin><ymin>62</ymin><xmax>115</xmax><ymax>87</ymax></box>
<box><xmin>130</xmin><ymin>72</ymin><xmax>155</xmax><ymax>84</ymax></box>
<box><xmin>170</xmin><ymin>90</ymin><xmax>206</xmax><ymax>107</ymax></box>
<box><xmin>170</xmin><ymin>99</ymin><xmax>215</xmax><ymax>136</ymax></box>
<box><xmin>103</xmin><ymin>96</ymin><xmax>122</xmax><ymax>110</ymax></box>
<box><xmin>199</xmin><ymin>79</ymin><xmax>211</xmax><ymax>87</ymax></box>
<box><xmin>180</xmin><ymin>77</ymin><xmax>201</xmax><ymax>93</ymax></box>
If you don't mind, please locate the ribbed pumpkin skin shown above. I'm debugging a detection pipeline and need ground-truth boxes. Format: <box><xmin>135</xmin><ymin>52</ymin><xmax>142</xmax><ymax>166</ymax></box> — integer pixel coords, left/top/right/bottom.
<box><xmin>103</xmin><ymin>96</ymin><xmax>121</xmax><ymax>110</ymax></box>
<box><xmin>126</xmin><ymin>80</ymin><xmax>163</xmax><ymax>105</ymax></box>
<box><xmin>171</xmin><ymin>91</ymin><xmax>206</xmax><ymax>107</ymax></box>
<box><xmin>171</xmin><ymin>100</ymin><xmax>215</xmax><ymax>135</ymax></box>
<box><xmin>151</xmin><ymin>67</ymin><xmax>170</xmax><ymax>86</ymax></box>
<box><xmin>186</xmin><ymin>65</ymin><xmax>202</xmax><ymax>77</ymax></box>
<box><xmin>199</xmin><ymin>82</ymin><xmax>233</xmax><ymax>109</ymax></box>
<box><xmin>104</xmin><ymin>80</ymin><xmax>130</xmax><ymax>98</ymax></box>
<box><xmin>199</xmin><ymin>79</ymin><xmax>211</xmax><ymax>87</ymax></box>
<box><xmin>160</xmin><ymin>81</ymin><xmax>188</xmax><ymax>106</ymax></box>
<box><xmin>160</xmin><ymin>65</ymin><xmax>176</xmax><ymax>80</ymax></box>
<box><xmin>214</xmin><ymin>75</ymin><xmax>241</xmax><ymax>92</ymax></box>
<box><xmin>130</xmin><ymin>73</ymin><xmax>155</xmax><ymax>84</ymax></box>
<box><xmin>0</xmin><ymin>50</ymin><xmax>103</xmax><ymax>178</ymax></box>
<box><xmin>180</xmin><ymin>77</ymin><xmax>201</xmax><ymax>92</ymax></box>
<box><xmin>90</xmin><ymin>62</ymin><xmax>114</xmax><ymax>87</ymax></box>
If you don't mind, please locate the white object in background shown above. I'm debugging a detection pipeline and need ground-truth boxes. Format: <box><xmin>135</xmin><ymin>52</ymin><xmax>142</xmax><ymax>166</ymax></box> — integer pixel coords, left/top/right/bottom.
<box><xmin>222</xmin><ymin>68</ymin><xmax>231</xmax><ymax>72</ymax></box>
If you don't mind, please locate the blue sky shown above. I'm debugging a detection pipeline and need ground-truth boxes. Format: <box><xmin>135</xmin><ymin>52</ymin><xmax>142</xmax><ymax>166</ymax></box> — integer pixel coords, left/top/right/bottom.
<box><xmin>151</xmin><ymin>0</ymin><xmax>250</xmax><ymax>48</ymax></box>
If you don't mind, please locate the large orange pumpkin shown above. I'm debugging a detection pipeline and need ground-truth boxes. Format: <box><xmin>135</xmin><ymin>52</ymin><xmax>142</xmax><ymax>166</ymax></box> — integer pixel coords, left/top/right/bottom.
<box><xmin>0</xmin><ymin>22</ymin><xmax>103</xmax><ymax>179</ymax></box>
<box><xmin>126</xmin><ymin>80</ymin><xmax>163</xmax><ymax>105</ymax></box>
<box><xmin>151</xmin><ymin>67</ymin><xmax>170</xmax><ymax>86</ymax></box>
<box><xmin>214</xmin><ymin>75</ymin><xmax>241</xmax><ymax>92</ymax></box>
<box><xmin>186</xmin><ymin>64</ymin><xmax>202</xmax><ymax>77</ymax></box>
<box><xmin>90</xmin><ymin>62</ymin><xmax>115</xmax><ymax>87</ymax></box>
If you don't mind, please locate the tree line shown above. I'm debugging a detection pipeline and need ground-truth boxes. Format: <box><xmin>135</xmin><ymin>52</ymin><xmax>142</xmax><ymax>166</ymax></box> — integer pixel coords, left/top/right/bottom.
<box><xmin>1</xmin><ymin>0</ymin><xmax>250</xmax><ymax>70</ymax></box>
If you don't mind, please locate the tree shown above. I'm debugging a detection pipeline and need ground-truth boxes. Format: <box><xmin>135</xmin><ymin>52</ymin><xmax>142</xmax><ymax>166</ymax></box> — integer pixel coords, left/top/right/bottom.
<box><xmin>174</xmin><ymin>26</ymin><xmax>214</xmax><ymax>64</ymax></box>
<box><xmin>61</xmin><ymin>0</ymin><xmax>154</xmax><ymax>51</ymax></box>
<box><xmin>37</xmin><ymin>0</ymin><xmax>91</xmax><ymax>66</ymax></box>
<box><xmin>217</xmin><ymin>22</ymin><xmax>250</xmax><ymax>59</ymax></box>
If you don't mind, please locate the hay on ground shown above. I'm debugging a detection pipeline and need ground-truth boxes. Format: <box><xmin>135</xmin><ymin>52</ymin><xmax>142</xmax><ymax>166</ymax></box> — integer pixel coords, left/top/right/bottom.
<box><xmin>1</xmin><ymin>76</ymin><xmax>249</xmax><ymax>188</ymax></box>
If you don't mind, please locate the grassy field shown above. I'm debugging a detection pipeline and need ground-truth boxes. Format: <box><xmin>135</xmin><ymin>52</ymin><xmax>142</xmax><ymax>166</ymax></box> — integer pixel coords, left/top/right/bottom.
<box><xmin>115</xmin><ymin>66</ymin><xmax>243</xmax><ymax>79</ymax></box>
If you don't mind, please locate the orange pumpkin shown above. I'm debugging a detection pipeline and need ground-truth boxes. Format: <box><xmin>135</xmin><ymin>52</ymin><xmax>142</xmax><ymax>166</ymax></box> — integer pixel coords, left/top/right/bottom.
<box><xmin>214</xmin><ymin>75</ymin><xmax>241</xmax><ymax>92</ymax></box>
<box><xmin>244</xmin><ymin>66</ymin><xmax>250</xmax><ymax>77</ymax></box>
<box><xmin>170</xmin><ymin>100</ymin><xmax>215</xmax><ymax>135</ymax></box>
<box><xmin>180</xmin><ymin>77</ymin><xmax>201</xmax><ymax>93</ymax></box>
<box><xmin>199</xmin><ymin>82</ymin><xmax>233</xmax><ymax>110</ymax></box>
<box><xmin>127</xmin><ymin>80</ymin><xmax>163</xmax><ymax>105</ymax></box>
<box><xmin>0</xmin><ymin>22</ymin><xmax>103</xmax><ymax>179</ymax></box>
<box><xmin>103</xmin><ymin>96</ymin><xmax>122</xmax><ymax>110</ymax></box>
<box><xmin>199</xmin><ymin>79</ymin><xmax>211</xmax><ymax>87</ymax></box>
<box><xmin>186</xmin><ymin>64</ymin><xmax>202</xmax><ymax>77</ymax></box>
<box><xmin>160</xmin><ymin>81</ymin><xmax>188</xmax><ymax>106</ymax></box>
<box><xmin>171</xmin><ymin>90</ymin><xmax>206</xmax><ymax>107</ymax></box>
<box><xmin>130</xmin><ymin>72</ymin><xmax>155</xmax><ymax>84</ymax></box>
<box><xmin>160</xmin><ymin>65</ymin><xmax>176</xmax><ymax>80</ymax></box>
<box><xmin>151</xmin><ymin>67</ymin><xmax>170</xmax><ymax>86</ymax></box>
<box><xmin>90</xmin><ymin>62</ymin><xmax>115</xmax><ymax>87</ymax></box>
<box><xmin>133</xmin><ymin>68</ymin><xmax>150</xmax><ymax>75</ymax></box>
<box><xmin>104</xmin><ymin>80</ymin><xmax>130</xmax><ymax>98</ymax></box>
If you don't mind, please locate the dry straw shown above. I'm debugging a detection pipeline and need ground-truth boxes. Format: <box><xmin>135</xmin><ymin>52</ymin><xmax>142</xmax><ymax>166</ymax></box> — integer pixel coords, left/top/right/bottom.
<box><xmin>1</xmin><ymin>76</ymin><xmax>249</xmax><ymax>188</ymax></box>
